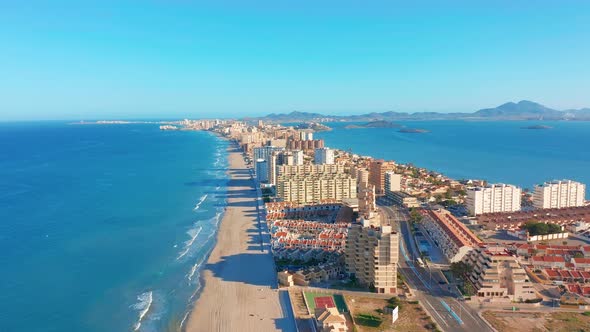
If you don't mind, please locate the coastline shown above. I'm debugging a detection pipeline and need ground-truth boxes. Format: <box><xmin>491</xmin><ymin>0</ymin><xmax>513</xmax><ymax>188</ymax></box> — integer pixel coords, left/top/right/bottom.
<box><xmin>184</xmin><ymin>139</ymin><xmax>287</xmax><ymax>332</ymax></box>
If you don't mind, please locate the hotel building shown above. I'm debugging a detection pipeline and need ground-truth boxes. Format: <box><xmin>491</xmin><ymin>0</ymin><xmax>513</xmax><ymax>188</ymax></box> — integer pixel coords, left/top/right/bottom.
<box><xmin>345</xmin><ymin>221</ymin><xmax>399</xmax><ymax>294</ymax></box>
<box><xmin>466</xmin><ymin>184</ymin><xmax>522</xmax><ymax>216</ymax></box>
<box><xmin>464</xmin><ymin>245</ymin><xmax>537</xmax><ymax>301</ymax></box>
<box><xmin>422</xmin><ymin>209</ymin><xmax>482</xmax><ymax>262</ymax></box>
<box><xmin>533</xmin><ymin>180</ymin><xmax>586</xmax><ymax>209</ymax></box>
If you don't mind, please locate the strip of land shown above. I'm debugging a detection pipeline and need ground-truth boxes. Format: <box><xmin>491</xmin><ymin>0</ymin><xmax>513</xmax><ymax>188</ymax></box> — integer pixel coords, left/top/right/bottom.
<box><xmin>186</xmin><ymin>143</ymin><xmax>294</xmax><ymax>332</ymax></box>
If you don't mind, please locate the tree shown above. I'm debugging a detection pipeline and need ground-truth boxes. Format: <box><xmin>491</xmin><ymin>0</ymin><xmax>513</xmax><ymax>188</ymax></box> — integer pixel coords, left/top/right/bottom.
<box><xmin>450</xmin><ymin>262</ymin><xmax>473</xmax><ymax>277</ymax></box>
<box><xmin>463</xmin><ymin>283</ymin><xmax>476</xmax><ymax>297</ymax></box>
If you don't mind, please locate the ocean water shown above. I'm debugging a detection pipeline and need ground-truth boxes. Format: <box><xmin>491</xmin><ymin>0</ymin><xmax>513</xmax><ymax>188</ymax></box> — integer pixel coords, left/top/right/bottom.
<box><xmin>315</xmin><ymin>121</ymin><xmax>590</xmax><ymax>193</ymax></box>
<box><xmin>0</xmin><ymin>122</ymin><xmax>228</xmax><ymax>332</ymax></box>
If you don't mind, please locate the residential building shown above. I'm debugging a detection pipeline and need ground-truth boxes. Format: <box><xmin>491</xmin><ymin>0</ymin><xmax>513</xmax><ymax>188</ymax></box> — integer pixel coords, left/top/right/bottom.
<box><xmin>533</xmin><ymin>180</ymin><xmax>586</xmax><ymax>209</ymax></box>
<box><xmin>369</xmin><ymin>159</ymin><xmax>396</xmax><ymax>196</ymax></box>
<box><xmin>358</xmin><ymin>181</ymin><xmax>376</xmax><ymax>218</ymax></box>
<box><xmin>276</xmin><ymin>174</ymin><xmax>357</xmax><ymax>204</ymax></box>
<box><xmin>388</xmin><ymin>191</ymin><xmax>420</xmax><ymax>208</ymax></box>
<box><xmin>466</xmin><ymin>184</ymin><xmax>522</xmax><ymax>216</ymax></box>
<box><xmin>299</xmin><ymin>130</ymin><xmax>314</xmax><ymax>141</ymax></box>
<box><xmin>384</xmin><ymin>171</ymin><xmax>401</xmax><ymax>194</ymax></box>
<box><xmin>293</xmin><ymin>150</ymin><xmax>304</xmax><ymax>165</ymax></box>
<box><xmin>345</xmin><ymin>221</ymin><xmax>399</xmax><ymax>294</ymax></box>
<box><xmin>315</xmin><ymin>307</ymin><xmax>348</xmax><ymax>332</ymax></box>
<box><xmin>315</xmin><ymin>147</ymin><xmax>335</xmax><ymax>165</ymax></box>
<box><xmin>422</xmin><ymin>209</ymin><xmax>482</xmax><ymax>262</ymax></box>
<box><xmin>464</xmin><ymin>245</ymin><xmax>537</xmax><ymax>301</ymax></box>
<box><xmin>255</xmin><ymin>159</ymin><xmax>268</xmax><ymax>183</ymax></box>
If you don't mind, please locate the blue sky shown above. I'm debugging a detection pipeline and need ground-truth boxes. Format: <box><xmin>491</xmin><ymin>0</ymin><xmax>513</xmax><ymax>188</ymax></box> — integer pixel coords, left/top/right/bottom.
<box><xmin>1</xmin><ymin>1</ymin><xmax>589</xmax><ymax>120</ymax></box>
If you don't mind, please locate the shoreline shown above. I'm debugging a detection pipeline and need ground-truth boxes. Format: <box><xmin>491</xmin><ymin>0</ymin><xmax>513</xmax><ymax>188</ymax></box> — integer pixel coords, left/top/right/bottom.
<box><xmin>184</xmin><ymin>138</ymin><xmax>289</xmax><ymax>332</ymax></box>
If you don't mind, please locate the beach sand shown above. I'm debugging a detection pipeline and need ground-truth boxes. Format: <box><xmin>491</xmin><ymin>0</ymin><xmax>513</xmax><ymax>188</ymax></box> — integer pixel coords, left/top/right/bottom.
<box><xmin>185</xmin><ymin>144</ymin><xmax>292</xmax><ymax>332</ymax></box>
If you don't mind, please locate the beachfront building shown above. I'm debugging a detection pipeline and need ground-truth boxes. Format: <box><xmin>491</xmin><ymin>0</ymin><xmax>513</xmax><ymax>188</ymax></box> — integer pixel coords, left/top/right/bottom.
<box><xmin>345</xmin><ymin>221</ymin><xmax>399</xmax><ymax>294</ymax></box>
<box><xmin>276</xmin><ymin>174</ymin><xmax>357</xmax><ymax>205</ymax></box>
<box><xmin>384</xmin><ymin>171</ymin><xmax>402</xmax><ymax>194</ymax></box>
<box><xmin>466</xmin><ymin>183</ymin><xmax>522</xmax><ymax>216</ymax></box>
<box><xmin>464</xmin><ymin>245</ymin><xmax>537</xmax><ymax>301</ymax></box>
<box><xmin>533</xmin><ymin>180</ymin><xmax>586</xmax><ymax>209</ymax></box>
<box><xmin>314</xmin><ymin>147</ymin><xmax>335</xmax><ymax>165</ymax></box>
<box><xmin>422</xmin><ymin>209</ymin><xmax>482</xmax><ymax>262</ymax></box>
<box><xmin>369</xmin><ymin>159</ymin><xmax>396</xmax><ymax>196</ymax></box>
<box><xmin>255</xmin><ymin>159</ymin><xmax>268</xmax><ymax>183</ymax></box>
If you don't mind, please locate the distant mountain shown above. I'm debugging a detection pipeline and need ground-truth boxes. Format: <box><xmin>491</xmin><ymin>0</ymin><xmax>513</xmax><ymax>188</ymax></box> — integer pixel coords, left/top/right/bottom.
<box><xmin>250</xmin><ymin>101</ymin><xmax>590</xmax><ymax>122</ymax></box>
<box><xmin>473</xmin><ymin>100</ymin><xmax>564</xmax><ymax>119</ymax></box>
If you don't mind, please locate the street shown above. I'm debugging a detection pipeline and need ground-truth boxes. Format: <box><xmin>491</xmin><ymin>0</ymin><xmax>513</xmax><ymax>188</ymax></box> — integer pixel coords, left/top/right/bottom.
<box><xmin>378</xmin><ymin>203</ymin><xmax>494</xmax><ymax>332</ymax></box>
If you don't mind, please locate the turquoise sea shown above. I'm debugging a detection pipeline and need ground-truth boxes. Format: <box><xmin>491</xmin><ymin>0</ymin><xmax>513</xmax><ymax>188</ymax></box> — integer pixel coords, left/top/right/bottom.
<box><xmin>0</xmin><ymin>122</ymin><xmax>228</xmax><ymax>332</ymax></box>
<box><xmin>315</xmin><ymin>121</ymin><xmax>590</xmax><ymax>194</ymax></box>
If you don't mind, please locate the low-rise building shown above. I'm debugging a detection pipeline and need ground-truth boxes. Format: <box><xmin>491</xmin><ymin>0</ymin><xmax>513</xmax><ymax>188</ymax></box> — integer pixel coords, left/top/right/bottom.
<box><xmin>422</xmin><ymin>209</ymin><xmax>482</xmax><ymax>262</ymax></box>
<box><xmin>315</xmin><ymin>307</ymin><xmax>348</xmax><ymax>332</ymax></box>
<box><xmin>387</xmin><ymin>191</ymin><xmax>420</xmax><ymax>208</ymax></box>
<box><xmin>464</xmin><ymin>245</ymin><xmax>537</xmax><ymax>301</ymax></box>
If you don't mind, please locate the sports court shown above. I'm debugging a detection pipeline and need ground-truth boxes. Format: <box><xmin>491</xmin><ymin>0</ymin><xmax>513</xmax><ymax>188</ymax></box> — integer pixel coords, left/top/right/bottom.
<box><xmin>304</xmin><ymin>292</ymin><xmax>348</xmax><ymax>314</ymax></box>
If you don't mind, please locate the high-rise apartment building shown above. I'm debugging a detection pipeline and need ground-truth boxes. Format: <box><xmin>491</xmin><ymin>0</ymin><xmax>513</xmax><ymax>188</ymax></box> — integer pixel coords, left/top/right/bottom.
<box><xmin>466</xmin><ymin>184</ymin><xmax>522</xmax><ymax>216</ymax></box>
<box><xmin>345</xmin><ymin>221</ymin><xmax>399</xmax><ymax>294</ymax></box>
<box><xmin>255</xmin><ymin>159</ymin><xmax>268</xmax><ymax>183</ymax></box>
<box><xmin>292</xmin><ymin>150</ymin><xmax>304</xmax><ymax>166</ymax></box>
<box><xmin>275</xmin><ymin>164</ymin><xmax>356</xmax><ymax>204</ymax></box>
<box><xmin>384</xmin><ymin>171</ymin><xmax>401</xmax><ymax>194</ymax></box>
<box><xmin>533</xmin><ymin>180</ymin><xmax>586</xmax><ymax>209</ymax></box>
<box><xmin>369</xmin><ymin>160</ymin><xmax>396</xmax><ymax>196</ymax></box>
<box><xmin>314</xmin><ymin>147</ymin><xmax>335</xmax><ymax>165</ymax></box>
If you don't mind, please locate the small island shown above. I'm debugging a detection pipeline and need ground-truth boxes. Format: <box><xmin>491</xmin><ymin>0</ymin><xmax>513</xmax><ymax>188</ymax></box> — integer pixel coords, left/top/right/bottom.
<box><xmin>521</xmin><ymin>125</ymin><xmax>552</xmax><ymax>130</ymax></box>
<box><xmin>344</xmin><ymin>120</ymin><xmax>402</xmax><ymax>129</ymax></box>
<box><xmin>399</xmin><ymin>128</ymin><xmax>429</xmax><ymax>133</ymax></box>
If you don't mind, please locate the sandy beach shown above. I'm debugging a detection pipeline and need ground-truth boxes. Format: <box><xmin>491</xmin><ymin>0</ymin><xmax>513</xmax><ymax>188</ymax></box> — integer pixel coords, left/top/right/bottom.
<box><xmin>185</xmin><ymin>143</ymin><xmax>294</xmax><ymax>332</ymax></box>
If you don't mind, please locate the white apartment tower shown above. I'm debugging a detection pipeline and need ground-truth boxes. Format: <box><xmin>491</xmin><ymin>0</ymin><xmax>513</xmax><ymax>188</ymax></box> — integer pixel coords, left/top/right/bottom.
<box><xmin>314</xmin><ymin>147</ymin><xmax>335</xmax><ymax>165</ymax></box>
<box><xmin>466</xmin><ymin>183</ymin><xmax>522</xmax><ymax>216</ymax></box>
<box><xmin>292</xmin><ymin>150</ymin><xmax>304</xmax><ymax>166</ymax></box>
<box><xmin>533</xmin><ymin>180</ymin><xmax>586</xmax><ymax>209</ymax></box>
<box><xmin>384</xmin><ymin>171</ymin><xmax>402</xmax><ymax>194</ymax></box>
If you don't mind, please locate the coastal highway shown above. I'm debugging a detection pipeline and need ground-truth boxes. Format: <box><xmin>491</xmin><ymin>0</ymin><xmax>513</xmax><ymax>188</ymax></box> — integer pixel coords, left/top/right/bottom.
<box><xmin>379</xmin><ymin>204</ymin><xmax>494</xmax><ymax>332</ymax></box>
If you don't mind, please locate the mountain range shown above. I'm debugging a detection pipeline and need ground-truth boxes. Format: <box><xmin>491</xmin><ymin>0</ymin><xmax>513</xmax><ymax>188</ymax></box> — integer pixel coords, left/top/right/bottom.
<box><xmin>244</xmin><ymin>101</ymin><xmax>590</xmax><ymax>122</ymax></box>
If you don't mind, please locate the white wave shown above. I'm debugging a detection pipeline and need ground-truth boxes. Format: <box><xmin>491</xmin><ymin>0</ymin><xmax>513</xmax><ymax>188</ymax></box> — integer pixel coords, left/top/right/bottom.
<box><xmin>187</xmin><ymin>254</ymin><xmax>207</xmax><ymax>282</ymax></box>
<box><xmin>193</xmin><ymin>194</ymin><xmax>208</xmax><ymax>211</ymax></box>
<box><xmin>176</xmin><ymin>226</ymin><xmax>203</xmax><ymax>260</ymax></box>
<box><xmin>132</xmin><ymin>291</ymin><xmax>153</xmax><ymax>331</ymax></box>
<box><xmin>179</xmin><ymin>311</ymin><xmax>191</xmax><ymax>330</ymax></box>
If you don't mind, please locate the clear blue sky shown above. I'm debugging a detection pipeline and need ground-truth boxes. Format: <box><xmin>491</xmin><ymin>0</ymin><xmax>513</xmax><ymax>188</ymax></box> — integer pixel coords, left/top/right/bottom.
<box><xmin>1</xmin><ymin>1</ymin><xmax>589</xmax><ymax>120</ymax></box>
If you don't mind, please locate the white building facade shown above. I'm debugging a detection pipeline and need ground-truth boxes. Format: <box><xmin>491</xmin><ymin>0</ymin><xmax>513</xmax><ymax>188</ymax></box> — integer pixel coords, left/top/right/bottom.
<box><xmin>533</xmin><ymin>180</ymin><xmax>586</xmax><ymax>209</ymax></box>
<box><xmin>466</xmin><ymin>183</ymin><xmax>522</xmax><ymax>216</ymax></box>
<box><xmin>314</xmin><ymin>147</ymin><xmax>335</xmax><ymax>165</ymax></box>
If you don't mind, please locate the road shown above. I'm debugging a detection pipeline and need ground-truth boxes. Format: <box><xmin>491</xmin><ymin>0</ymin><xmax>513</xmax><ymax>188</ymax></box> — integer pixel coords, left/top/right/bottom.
<box><xmin>379</xmin><ymin>203</ymin><xmax>494</xmax><ymax>332</ymax></box>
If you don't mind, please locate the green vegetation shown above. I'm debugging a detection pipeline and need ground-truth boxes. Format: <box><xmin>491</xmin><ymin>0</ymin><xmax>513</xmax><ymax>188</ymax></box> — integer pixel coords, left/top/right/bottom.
<box><xmin>355</xmin><ymin>314</ymin><xmax>383</xmax><ymax>327</ymax></box>
<box><xmin>523</xmin><ymin>221</ymin><xmax>562</xmax><ymax>236</ymax></box>
<box><xmin>386</xmin><ymin>297</ymin><xmax>402</xmax><ymax>309</ymax></box>
<box><xmin>274</xmin><ymin>258</ymin><xmax>318</xmax><ymax>270</ymax></box>
<box><xmin>450</xmin><ymin>261</ymin><xmax>473</xmax><ymax>277</ymax></box>
<box><xmin>409</xmin><ymin>208</ymin><xmax>423</xmax><ymax>223</ymax></box>
<box><xmin>582</xmin><ymin>311</ymin><xmax>590</xmax><ymax>317</ymax></box>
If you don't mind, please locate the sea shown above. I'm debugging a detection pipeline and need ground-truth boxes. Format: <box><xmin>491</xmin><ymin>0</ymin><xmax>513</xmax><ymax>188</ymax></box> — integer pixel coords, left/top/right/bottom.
<box><xmin>314</xmin><ymin>120</ymin><xmax>590</xmax><ymax>195</ymax></box>
<box><xmin>0</xmin><ymin>122</ymin><xmax>229</xmax><ymax>332</ymax></box>
<box><xmin>2</xmin><ymin>119</ymin><xmax>590</xmax><ymax>331</ymax></box>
